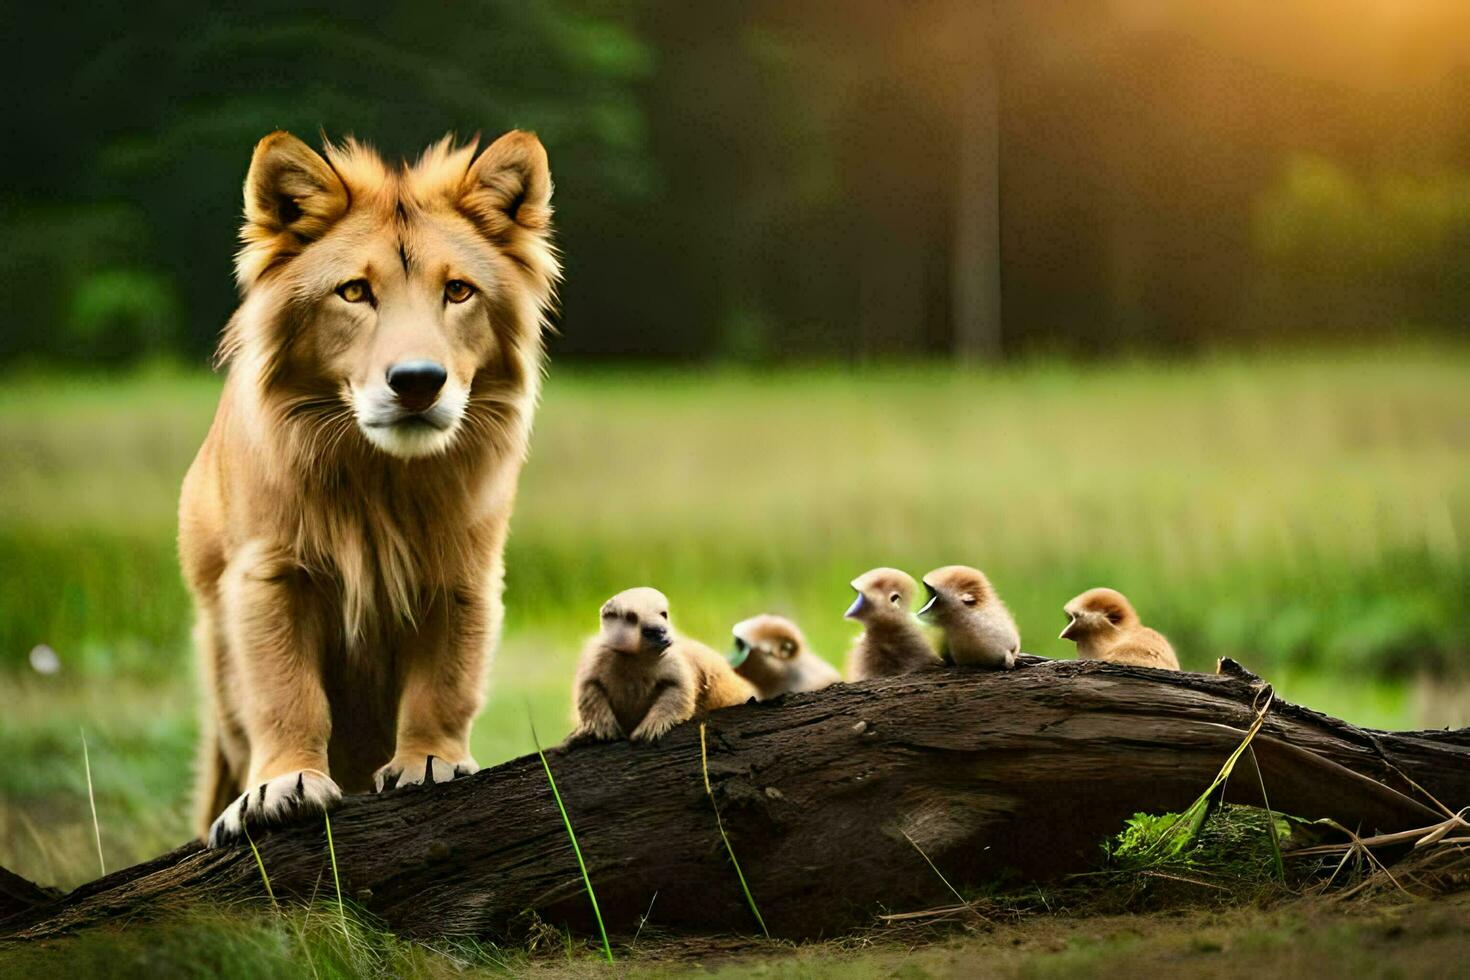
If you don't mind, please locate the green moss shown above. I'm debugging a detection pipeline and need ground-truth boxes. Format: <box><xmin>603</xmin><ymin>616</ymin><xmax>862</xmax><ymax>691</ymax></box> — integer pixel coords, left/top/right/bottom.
<box><xmin>1115</xmin><ymin>805</ymin><xmax>1290</xmax><ymax>875</ymax></box>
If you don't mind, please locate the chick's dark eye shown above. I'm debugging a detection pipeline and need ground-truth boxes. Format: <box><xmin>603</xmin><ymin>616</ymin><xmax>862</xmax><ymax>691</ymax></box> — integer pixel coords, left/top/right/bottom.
<box><xmin>625</xmin><ymin>611</ymin><xmax>638</xmax><ymax>626</ymax></box>
<box><xmin>336</xmin><ymin>279</ymin><xmax>373</xmax><ymax>304</ymax></box>
<box><xmin>890</xmin><ymin>593</ymin><xmax>901</xmax><ymax>604</ymax></box>
<box><xmin>660</xmin><ymin>611</ymin><xmax>669</xmax><ymax>619</ymax></box>
<box><xmin>445</xmin><ymin>279</ymin><xmax>475</xmax><ymax>303</ymax></box>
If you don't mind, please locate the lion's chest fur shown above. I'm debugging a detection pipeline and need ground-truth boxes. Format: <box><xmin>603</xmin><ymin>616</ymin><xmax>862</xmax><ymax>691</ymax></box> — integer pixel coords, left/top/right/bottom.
<box><xmin>291</xmin><ymin>469</ymin><xmax>504</xmax><ymax>640</ymax></box>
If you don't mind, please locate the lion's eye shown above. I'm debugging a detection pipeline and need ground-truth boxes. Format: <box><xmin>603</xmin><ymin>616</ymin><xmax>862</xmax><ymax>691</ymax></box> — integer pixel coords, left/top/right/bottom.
<box><xmin>336</xmin><ymin>279</ymin><xmax>373</xmax><ymax>304</ymax></box>
<box><xmin>445</xmin><ymin>279</ymin><xmax>475</xmax><ymax>304</ymax></box>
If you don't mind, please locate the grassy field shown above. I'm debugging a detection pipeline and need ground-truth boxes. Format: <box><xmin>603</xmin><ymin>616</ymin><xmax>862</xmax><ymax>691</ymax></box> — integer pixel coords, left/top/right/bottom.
<box><xmin>1</xmin><ymin>348</ymin><xmax>1468</xmax><ymax>972</ymax></box>
<box><xmin>5</xmin><ymin>892</ymin><xmax>1468</xmax><ymax>979</ymax></box>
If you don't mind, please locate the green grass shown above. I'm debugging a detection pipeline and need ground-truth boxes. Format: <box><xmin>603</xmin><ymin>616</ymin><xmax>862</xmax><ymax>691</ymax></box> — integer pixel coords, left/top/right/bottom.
<box><xmin>700</xmin><ymin>723</ymin><xmax>769</xmax><ymax>938</ymax></box>
<box><xmin>532</xmin><ymin>719</ymin><xmax>613</xmax><ymax>963</ymax></box>
<box><xmin>3</xmin><ymin>889</ymin><xmax>1466</xmax><ymax>979</ymax></box>
<box><xmin>3</xmin><ymin>351</ymin><xmax>1467</xmax><ymax>682</ymax></box>
<box><xmin>0</xmin><ymin>904</ymin><xmax>534</xmax><ymax>980</ymax></box>
<box><xmin>1</xmin><ymin>348</ymin><xmax>1468</xmax><ymax>894</ymax></box>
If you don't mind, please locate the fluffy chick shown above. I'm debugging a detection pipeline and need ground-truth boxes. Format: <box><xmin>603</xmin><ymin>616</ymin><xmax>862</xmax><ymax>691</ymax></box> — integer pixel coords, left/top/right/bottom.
<box><xmin>1060</xmin><ymin>587</ymin><xmax>1180</xmax><ymax>670</ymax></box>
<box><xmin>844</xmin><ymin>567</ymin><xmax>941</xmax><ymax>680</ymax></box>
<box><xmin>730</xmin><ymin>614</ymin><xmax>841</xmax><ymax>699</ymax></box>
<box><xmin>568</xmin><ymin>587</ymin><xmax>755</xmax><ymax>744</ymax></box>
<box><xmin>917</xmin><ymin>565</ymin><xmax>1020</xmax><ymax>669</ymax></box>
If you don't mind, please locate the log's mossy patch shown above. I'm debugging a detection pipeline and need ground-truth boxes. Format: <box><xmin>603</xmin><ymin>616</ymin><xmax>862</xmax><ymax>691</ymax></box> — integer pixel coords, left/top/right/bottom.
<box><xmin>1105</xmin><ymin>804</ymin><xmax>1293</xmax><ymax>880</ymax></box>
<box><xmin>975</xmin><ymin>805</ymin><xmax>1305</xmax><ymax>918</ymax></box>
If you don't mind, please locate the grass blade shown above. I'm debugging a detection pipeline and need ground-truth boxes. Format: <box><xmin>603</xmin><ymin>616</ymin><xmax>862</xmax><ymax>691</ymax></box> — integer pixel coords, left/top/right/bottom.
<box><xmin>244</xmin><ymin>826</ymin><xmax>277</xmax><ymax>906</ymax></box>
<box><xmin>246</xmin><ymin>827</ymin><xmax>324</xmax><ymax>980</ymax></box>
<box><xmin>900</xmin><ymin>829</ymin><xmax>967</xmax><ymax>908</ymax></box>
<box><xmin>79</xmin><ymin>728</ymin><xmax>105</xmax><ymax>877</ymax></box>
<box><xmin>700</xmin><ymin>723</ymin><xmax>769</xmax><ymax>938</ymax></box>
<box><xmin>530</xmin><ymin>717</ymin><xmax>613</xmax><ymax>964</ymax></box>
<box><xmin>322</xmin><ymin>809</ymin><xmax>349</xmax><ymax>940</ymax></box>
<box><xmin>898</xmin><ymin>829</ymin><xmax>988</xmax><ymax>924</ymax></box>
<box><xmin>1247</xmin><ymin>745</ymin><xmax>1286</xmax><ymax>881</ymax></box>
<box><xmin>1142</xmin><ymin>685</ymin><xmax>1276</xmax><ymax>861</ymax></box>
<box><xmin>631</xmin><ymin>890</ymin><xmax>658</xmax><ymax>949</ymax></box>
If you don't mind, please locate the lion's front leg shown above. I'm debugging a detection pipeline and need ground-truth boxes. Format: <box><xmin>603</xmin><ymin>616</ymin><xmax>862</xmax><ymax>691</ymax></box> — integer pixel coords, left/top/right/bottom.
<box><xmin>209</xmin><ymin>542</ymin><xmax>342</xmax><ymax>847</ymax></box>
<box><xmin>375</xmin><ymin>586</ymin><xmax>491</xmax><ymax>792</ymax></box>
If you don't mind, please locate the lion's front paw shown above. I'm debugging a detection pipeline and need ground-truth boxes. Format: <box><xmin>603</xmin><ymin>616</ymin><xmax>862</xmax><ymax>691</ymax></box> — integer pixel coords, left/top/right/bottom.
<box><xmin>374</xmin><ymin>753</ymin><xmax>478</xmax><ymax>792</ymax></box>
<box><xmin>208</xmin><ymin>769</ymin><xmax>341</xmax><ymax>848</ymax></box>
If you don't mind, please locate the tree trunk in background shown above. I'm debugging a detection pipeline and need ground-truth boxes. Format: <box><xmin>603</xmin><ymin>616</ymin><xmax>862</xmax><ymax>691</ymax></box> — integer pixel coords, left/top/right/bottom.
<box><xmin>4</xmin><ymin>659</ymin><xmax>1467</xmax><ymax>943</ymax></box>
<box><xmin>852</xmin><ymin>71</ymin><xmax>938</xmax><ymax>360</ymax></box>
<box><xmin>951</xmin><ymin>3</ymin><xmax>1003</xmax><ymax>361</ymax></box>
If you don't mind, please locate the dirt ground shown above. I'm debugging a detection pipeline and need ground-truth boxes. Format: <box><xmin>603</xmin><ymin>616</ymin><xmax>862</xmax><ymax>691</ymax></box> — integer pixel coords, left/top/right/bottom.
<box><xmin>525</xmin><ymin>892</ymin><xmax>1470</xmax><ymax>979</ymax></box>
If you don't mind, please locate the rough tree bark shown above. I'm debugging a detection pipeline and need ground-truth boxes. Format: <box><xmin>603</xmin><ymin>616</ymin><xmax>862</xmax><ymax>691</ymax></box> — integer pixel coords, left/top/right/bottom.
<box><xmin>3</xmin><ymin>659</ymin><xmax>1467</xmax><ymax>942</ymax></box>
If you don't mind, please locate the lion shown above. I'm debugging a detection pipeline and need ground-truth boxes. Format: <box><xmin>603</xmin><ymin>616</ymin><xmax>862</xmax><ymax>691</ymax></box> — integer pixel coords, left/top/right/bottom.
<box><xmin>179</xmin><ymin>130</ymin><xmax>559</xmax><ymax>845</ymax></box>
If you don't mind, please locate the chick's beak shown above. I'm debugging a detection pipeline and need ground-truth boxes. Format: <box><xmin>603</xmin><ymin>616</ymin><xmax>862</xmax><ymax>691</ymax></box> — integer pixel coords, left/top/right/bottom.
<box><xmin>844</xmin><ymin>592</ymin><xmax>865</xmax><ymax>619</ymax></box>
<box><xmin>916</xmin><ymin>591</ymin><xmax>938</xmax><ymax>621</ymax></box>
<box><xmin>728</xmin><ymin>634</ymin><xmax>751</xmax><ymax>669</ymax></box>
<box><xmin>1059</xmin><ymin>616</ymin><xmax>1080</xmax><ymax>641</ymax></box>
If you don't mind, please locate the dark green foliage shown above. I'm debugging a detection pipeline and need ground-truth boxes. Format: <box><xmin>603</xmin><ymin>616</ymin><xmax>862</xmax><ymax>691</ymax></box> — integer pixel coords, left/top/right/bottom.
<box><xmin>2</xmin><ymin>1</ymin><xmax>654</xmax><ymax>363</ymax></box>
<box><xmin>1105</xmin><ymin>805</ymin><xmax>1293</xmax><ymax>884</ymax></box>
<box><xmin>5</xmin><ymin>4</ymin><xmax>1470</xmax><ymax>363</ymax></box>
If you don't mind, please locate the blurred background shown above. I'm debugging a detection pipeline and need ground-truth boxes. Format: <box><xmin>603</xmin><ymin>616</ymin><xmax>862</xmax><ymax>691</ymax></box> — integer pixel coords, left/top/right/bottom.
<box><xmin>1</xmin><ymin>0</ymin><xmax>1467</xmax><ymax>887</ymax></box>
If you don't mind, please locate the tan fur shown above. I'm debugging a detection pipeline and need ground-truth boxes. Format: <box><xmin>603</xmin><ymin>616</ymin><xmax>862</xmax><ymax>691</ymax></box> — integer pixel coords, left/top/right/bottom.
<box><xmin>1060</xmin><ymin>587</ymin><xmax>1180</xmax><ymax>670</ymax></box>
<box><xmin>918</xmin><ymin>565</ymin><xmax>1020</xmax><ymax>670</ymax></box>
<box><xmin>181</xmin><ymin>130</ymin><xmax>559</xmax><ymax>844</ymax></box>
<box><xmin>844</xmin><ymin>568</ymin><xmax>940</xmax><ymax>680</ymax></box>
<box><xmin>731</xmin><ymin>614</ymin><xmax>842</xmax><ymax>699</ymax></box>
<box><xmin>569</xmin><ymin>588</ymin><xmax>755</xmax><ymax>743</ymax></box>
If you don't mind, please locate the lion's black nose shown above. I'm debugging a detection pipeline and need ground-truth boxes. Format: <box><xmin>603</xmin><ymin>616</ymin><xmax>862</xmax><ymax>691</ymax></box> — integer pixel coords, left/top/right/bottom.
<box><xmin>386</xmin><ymin>360</ymin><xmax>447</xmax><ymax>413</ymax></box>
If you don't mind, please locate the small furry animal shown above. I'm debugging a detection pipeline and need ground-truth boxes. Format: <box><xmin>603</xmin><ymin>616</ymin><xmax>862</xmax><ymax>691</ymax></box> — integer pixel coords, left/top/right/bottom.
<box><xmin>180</xmin><ymin>129</ymin><xmax>560</xmax><ymax>846</ymax></box>
<box><xmin>1060</xmin><ymin>588</ymin><xmax>1180</xmax><ymax>670</ymax></box>
<box><xmin>917</xmin><ymin>565</ymin><xmax>1020</xmax><ymax>669</ymax></box>
<box><xmin>569</xmin><ymin>588</ymin><xmax>755</xmax><ymax>743</ymax></box>
<box><xmin>730</xmin><ymin>614</ymin><xmax>841</xmax><ymax>699</ymax></box>
<box><xmin>844</xmin><ymin>568</ymin><xmax>940</xmax><ymax>680</ymax></box>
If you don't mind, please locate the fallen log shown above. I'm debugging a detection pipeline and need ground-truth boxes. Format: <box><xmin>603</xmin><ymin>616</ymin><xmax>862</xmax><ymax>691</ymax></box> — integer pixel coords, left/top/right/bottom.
<box><xmin>3</xmin><ymin>659</ymin><xmax>1468</xmax><ymax>942</ymax></box>
<box><xmin>0</xmin><ymin>867</ymin><xmax>60</xmax><ymax>924</ymax></box>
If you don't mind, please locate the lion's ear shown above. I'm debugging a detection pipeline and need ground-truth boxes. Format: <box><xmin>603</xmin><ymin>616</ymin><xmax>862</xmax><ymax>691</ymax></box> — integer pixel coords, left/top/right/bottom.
<box><xmin>460</xmin><ymin>130</ymin><xmax>552</xmax><ymax>238</ymax></box>
<box><xmin>241</xmin><ymin>132</ymin><xmax>348</xmax><ymax>257</ymax></box>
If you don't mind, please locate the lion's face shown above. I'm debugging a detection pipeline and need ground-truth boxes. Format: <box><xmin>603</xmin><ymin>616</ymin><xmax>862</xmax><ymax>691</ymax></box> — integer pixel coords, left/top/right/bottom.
<box><xmin>225</xmin><ymin>131</ymin><xmax>558</xmax><ymax>461</ymax></box>
<box><xmin>280</xmin><ymin>202</ymin><xmax>509</xmax><ymax>458</ymax></box>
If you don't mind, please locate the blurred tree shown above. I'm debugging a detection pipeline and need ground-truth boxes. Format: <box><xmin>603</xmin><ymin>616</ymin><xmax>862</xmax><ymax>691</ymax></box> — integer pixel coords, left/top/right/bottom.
<box><xmin>1</xmin><ymin>0</ymin><xmax>655</xmax><ymax>362</ymax></box>
<box><xmin>3</xmin><ymin>0</ymin><xmax>1469</xmax><ymax>364</ymax></box>
<box><xmin>1254</xmin><ymin>156</ymin><xmax>1470</xmax><ymax>336</ymax></box>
